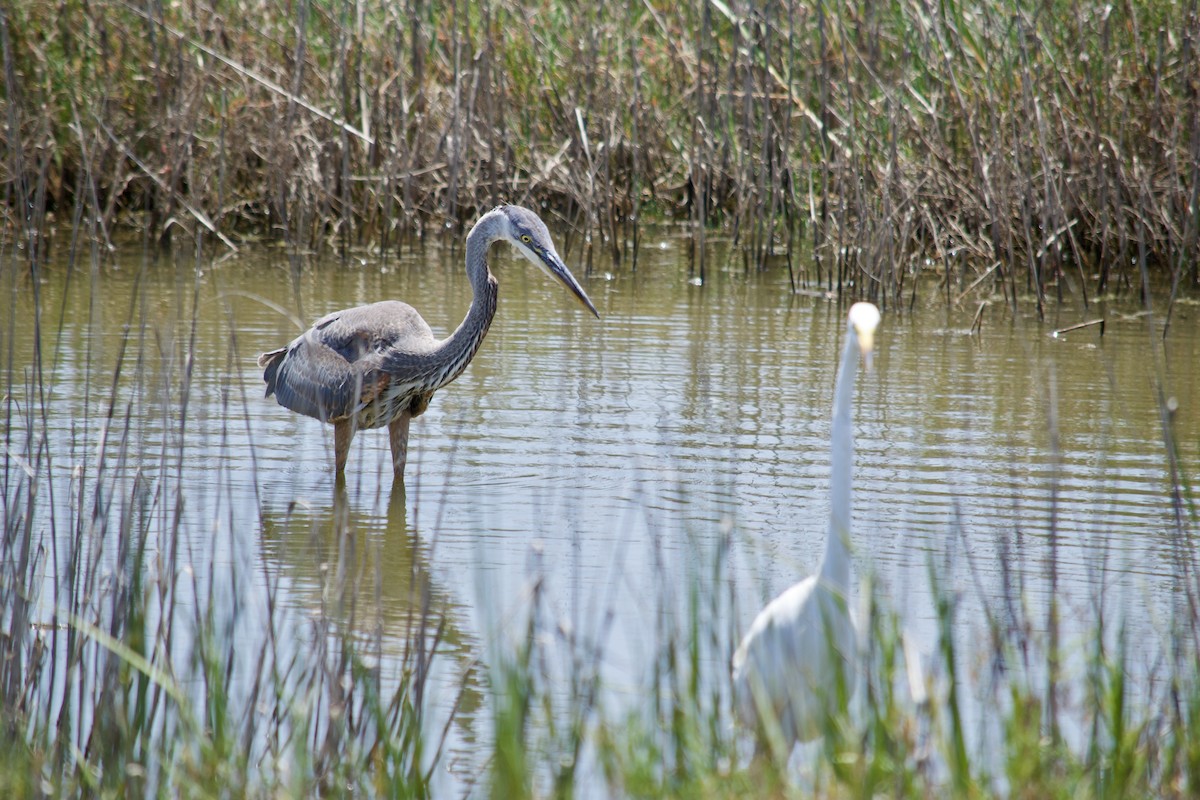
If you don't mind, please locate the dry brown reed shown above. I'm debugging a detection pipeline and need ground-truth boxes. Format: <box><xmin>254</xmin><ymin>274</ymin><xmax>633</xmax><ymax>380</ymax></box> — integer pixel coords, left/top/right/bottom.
<box><xmin>2</xmin><ymin>0</ymin><xmax>1198</xmax><ymax>309</ymax></box>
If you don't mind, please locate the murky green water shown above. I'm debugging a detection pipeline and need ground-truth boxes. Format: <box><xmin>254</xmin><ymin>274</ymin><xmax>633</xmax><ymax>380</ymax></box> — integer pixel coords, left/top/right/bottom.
<box><xmin>4</xmin><ymin>231</ymin><xmax>1197</xmax><ymax>788</ymax></box>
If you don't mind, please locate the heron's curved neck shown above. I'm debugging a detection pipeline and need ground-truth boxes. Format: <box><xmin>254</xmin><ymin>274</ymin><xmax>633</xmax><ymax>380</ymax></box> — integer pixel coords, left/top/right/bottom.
<box><xmin>433</xmin><ymin>212</ymin><xmax>501</xmax><ymax>385</ymax></box>
<box><xmin>820</xmin><ymin>324</ymin><xmax>858</xmax><ymax>594</ymax></box>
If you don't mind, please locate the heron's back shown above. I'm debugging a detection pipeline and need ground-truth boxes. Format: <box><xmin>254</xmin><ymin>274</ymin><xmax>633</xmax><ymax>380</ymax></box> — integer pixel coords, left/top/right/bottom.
<box><xmin>260</xmin><ymin>301</ymin><xmax>442</xmax><ymax>427</ymax></box>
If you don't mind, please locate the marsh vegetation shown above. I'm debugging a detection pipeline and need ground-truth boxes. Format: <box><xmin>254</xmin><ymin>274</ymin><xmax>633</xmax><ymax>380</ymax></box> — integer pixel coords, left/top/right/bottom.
<box><xmin>4</xmin><ymin>0</ymin><xmax>1199</xmax><ymax>304</ymax></box>
<box><xmin>2</xmin><ymin>0</ymin><xmax>1199</xmax><ymax>797</ymax></box>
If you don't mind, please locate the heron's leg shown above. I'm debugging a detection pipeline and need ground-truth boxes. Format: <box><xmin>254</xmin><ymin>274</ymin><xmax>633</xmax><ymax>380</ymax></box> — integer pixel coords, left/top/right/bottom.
<box><xmin>388</xmin><ymin>410</ymin><xmax>411</xmax><ymax>477</ymax></box>
<box><xmin>334</xmin><ymin>419</ymin><xmax>354</xmax><ymax>474</ymax></box>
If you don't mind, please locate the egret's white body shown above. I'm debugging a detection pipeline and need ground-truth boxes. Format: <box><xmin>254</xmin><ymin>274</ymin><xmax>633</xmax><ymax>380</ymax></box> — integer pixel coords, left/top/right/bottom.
<box><xmin>732</xmin><ymin>301</ymin><xmax>881</xmax><ymax>749</ymax></box>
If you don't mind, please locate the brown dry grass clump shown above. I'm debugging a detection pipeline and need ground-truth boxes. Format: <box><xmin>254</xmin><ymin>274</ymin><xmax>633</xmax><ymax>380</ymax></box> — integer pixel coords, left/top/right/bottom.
<box><xmin>2</xmin><ymin>1</ymin><xmax>1198</xmax><ymax>305</ymax></box>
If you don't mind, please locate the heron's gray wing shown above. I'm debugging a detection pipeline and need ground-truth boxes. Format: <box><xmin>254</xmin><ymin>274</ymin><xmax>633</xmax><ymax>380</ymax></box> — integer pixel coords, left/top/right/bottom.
<box><xmin>261</xmin><ymin>302</ymin><xmax>437</xmax><ymax>421</ymax></box>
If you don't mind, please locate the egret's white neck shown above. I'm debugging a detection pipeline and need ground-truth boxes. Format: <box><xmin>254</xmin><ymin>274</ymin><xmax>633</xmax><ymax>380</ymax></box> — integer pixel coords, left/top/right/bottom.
<box><xmin>819</xmin><ymin>322</ymin><xmax>859</xmax><ymax>595</ymax></box>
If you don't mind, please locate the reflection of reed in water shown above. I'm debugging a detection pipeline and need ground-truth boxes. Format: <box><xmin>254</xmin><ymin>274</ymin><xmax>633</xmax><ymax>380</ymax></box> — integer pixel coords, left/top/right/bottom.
<box><xmin>258</xmin><ymin>482</ymin><xmax>484</xmax><ymax>766</ymax></box>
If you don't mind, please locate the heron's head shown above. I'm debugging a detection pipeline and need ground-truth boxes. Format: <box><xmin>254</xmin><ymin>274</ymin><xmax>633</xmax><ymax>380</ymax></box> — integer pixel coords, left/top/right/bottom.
<box><xmin>498</xmin><ymin>205</ymin><xmax>599</xmax><ymax>318</ymax></box>
<box><xmin>848</xmin><ymin>302</ymin><xmax>881</xmax><ymax>365</ymax></box>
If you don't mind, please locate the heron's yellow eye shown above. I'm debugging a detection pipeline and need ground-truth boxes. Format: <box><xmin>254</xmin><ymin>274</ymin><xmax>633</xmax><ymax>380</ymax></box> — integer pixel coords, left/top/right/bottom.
<box><xmin>521</xmin><ymin>234</ymin><xmax>532</xmax><ymax>244</ymax></box>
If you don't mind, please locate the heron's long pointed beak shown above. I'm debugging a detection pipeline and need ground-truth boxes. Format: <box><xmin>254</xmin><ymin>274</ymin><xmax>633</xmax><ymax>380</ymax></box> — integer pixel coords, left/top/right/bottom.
<box><xmin>545</xmin><ymin>252</ymin><xmax>600</xmax><ymax>318</ymax></box>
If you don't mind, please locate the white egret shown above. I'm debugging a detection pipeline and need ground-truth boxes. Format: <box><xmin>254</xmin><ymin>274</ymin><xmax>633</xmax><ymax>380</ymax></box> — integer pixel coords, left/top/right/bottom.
<box><xmin>732</xmin><ymin>301</ymin><xmax>881</xmax><ymax>751</ymax></box>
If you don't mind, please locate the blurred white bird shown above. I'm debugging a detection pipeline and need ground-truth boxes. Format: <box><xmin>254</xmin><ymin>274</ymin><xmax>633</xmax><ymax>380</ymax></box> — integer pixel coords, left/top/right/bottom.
<box><xmin>732</xmin><ymin>301</ymin><xmax>881</xmax><ymax>751</ymax></box>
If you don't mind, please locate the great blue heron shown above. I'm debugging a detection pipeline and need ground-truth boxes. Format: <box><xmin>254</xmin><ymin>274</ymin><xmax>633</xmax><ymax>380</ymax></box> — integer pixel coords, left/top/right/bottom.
<box><xmin>732</xmin><ymin>301</ymin><xmax>881</xmax><ymax>752</ymax></box>
<box><xmin>257</xmin><ymin>205</ymin><xmax>599</xmax><ymax>478</ymax></box>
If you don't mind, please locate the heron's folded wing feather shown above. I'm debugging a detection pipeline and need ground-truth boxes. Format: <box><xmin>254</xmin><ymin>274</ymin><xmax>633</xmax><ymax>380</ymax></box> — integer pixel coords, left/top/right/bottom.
<box><xmin>261</xmin><ymin>302</ymin><xmax>438</xmax><ymax>421</ymax></box>
<box><xmin>269</xmin><ymin>336</ymin><xmax>365</xmax><ymax>421</ymax></box>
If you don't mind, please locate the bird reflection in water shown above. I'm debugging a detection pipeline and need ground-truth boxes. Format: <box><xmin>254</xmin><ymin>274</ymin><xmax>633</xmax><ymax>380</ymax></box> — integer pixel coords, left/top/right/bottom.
<box><xmin>258</xmin><ymin>480</ymin><xmax>485</xmax><ymax>766</ymax></box>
